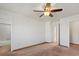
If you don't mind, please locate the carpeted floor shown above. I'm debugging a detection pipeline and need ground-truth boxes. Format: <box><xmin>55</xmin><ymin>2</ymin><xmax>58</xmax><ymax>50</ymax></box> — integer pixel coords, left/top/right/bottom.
<box><xmin>0</xmin><ymin>45</ymin><xmax>11</xmax><ymax>56</ymax></box>
<box><xmin>0</xmin><ymin>43</ymin><xmax>79</xmax><ymax>56</ymax></box>
<box><xmin>11</xmin><ymin>43</ymin><xmax>79</xmax><ymax>56</ymax></box>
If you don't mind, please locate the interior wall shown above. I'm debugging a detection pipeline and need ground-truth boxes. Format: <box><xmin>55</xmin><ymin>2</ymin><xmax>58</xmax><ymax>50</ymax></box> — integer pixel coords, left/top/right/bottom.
<box><xmin>70</xmin><ymin>20</ymin><xmax>79</xmax><ymax>44</ymax></box>
<box><xmin>11</xmin><ymin>12</ymin><xmax>46</xmax><ymax>51</ymax></box>
<box><xmin>45</xmin><ymin>22</ymin><xmax>52</xmax><ymax>42</ymax></box>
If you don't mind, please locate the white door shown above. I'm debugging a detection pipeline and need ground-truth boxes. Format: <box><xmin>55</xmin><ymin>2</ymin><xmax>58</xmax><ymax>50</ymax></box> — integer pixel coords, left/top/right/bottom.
<box><xmin>60</xmin><ymin>21</ymin><xmax>70</xmax><ymax>47</ymax></box>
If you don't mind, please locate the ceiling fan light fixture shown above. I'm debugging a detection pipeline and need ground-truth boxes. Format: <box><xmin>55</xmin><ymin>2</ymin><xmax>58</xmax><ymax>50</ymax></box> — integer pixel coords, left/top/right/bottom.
<box><xmin>33</xmin><ymin>3</ymin><xmax>63</xmax><ymax>17</ymax></box>
<box><xmin>44</xmin><ymin>12</ymin><xmax>50</xmax><ymax>16</ymax></box>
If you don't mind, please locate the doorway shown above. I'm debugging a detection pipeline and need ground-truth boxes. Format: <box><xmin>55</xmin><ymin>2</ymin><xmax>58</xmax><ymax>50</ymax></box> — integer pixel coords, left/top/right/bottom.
<box><xmin>53</xmin><ymin>20</ymin><xmax>70</xmax><ymax>47</ymax></box>
<box><xmin>0</xmin><ymin>23</ymin><xmax>11</xmax><ymax>55</ymax></box>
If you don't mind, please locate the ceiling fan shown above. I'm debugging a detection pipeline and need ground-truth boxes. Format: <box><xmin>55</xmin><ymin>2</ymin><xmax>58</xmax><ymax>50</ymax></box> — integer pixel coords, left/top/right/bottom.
<box><xmin>33</xmin><ymin>3</ymin><xmax>63</xmax><ymax>17</ymax></box>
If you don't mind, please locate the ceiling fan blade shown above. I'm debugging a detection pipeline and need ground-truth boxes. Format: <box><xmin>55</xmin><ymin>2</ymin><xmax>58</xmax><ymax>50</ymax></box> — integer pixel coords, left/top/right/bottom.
<box><xmin>51</xmin><ymin>9</ymin><xmax>63</xmax><ymax>12</ymax></box>
<box><xmin>40</xmin><ymin>14</ymin><xmax>44</xmax><ymax>17</ymax></box>
<box><xmin>49</xmin><ymin>13</ymin><xmax>53</xmax><ymax>17</ymax></box>
<box><xmin>33</xmin><ymin>10</ymin><xmax>44</xmax><ymax>12</ymax></box>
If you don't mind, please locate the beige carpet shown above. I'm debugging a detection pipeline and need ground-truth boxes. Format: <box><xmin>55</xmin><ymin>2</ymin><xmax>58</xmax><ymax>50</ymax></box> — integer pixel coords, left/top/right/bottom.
<box><xmin>11</xmin><ymin>43</ymin><xmax>79</xmax><ymax>56</ymax></box>
<box><xmin>0</xmin><ymin>43</ymin><xmax>79</xmax><ymax>56</ymax></box>
<box><xmin>0</xmin><ymin>45</ymin><xmax>11</xmax><ymax>56</ymax></box>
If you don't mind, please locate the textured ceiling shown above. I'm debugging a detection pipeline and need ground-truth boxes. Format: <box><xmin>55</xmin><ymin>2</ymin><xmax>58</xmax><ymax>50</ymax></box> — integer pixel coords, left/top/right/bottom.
<box><xmin>0</xmin><ymin>3</ymin><xmax>79</xmax><ymax>22</ymax></box>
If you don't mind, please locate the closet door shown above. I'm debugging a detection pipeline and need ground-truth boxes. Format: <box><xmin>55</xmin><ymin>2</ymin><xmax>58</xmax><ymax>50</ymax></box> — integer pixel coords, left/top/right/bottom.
<box><xmin>60</xmin><ymin>21</ymin><xmax>70</xmax><ymax>47</ymax></box>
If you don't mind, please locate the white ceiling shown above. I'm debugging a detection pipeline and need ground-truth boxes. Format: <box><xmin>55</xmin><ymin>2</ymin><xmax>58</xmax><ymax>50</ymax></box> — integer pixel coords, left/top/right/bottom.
<box><xmin>0</xmin><ymin>3</ymin><xmax>79</xmax><ymax>22</ymax></box>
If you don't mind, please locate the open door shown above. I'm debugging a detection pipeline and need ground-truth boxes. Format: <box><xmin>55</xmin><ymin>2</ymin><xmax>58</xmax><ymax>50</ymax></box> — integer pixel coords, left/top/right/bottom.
<box><xmin>60</xmin><ymin>21</ymin><xmax>70</xmax><ymax>47</ymax></box>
